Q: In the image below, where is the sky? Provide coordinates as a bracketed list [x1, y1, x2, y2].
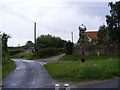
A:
[0, 0, 118, 46]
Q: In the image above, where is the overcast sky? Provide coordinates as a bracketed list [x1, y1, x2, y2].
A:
[0, 0, 118, 46]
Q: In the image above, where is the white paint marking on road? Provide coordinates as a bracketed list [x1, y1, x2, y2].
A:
[38, 62, 44, 65]
[22, 60, 34, 63]
[42, 62, 46, 65]
[38, 62, 46, 65]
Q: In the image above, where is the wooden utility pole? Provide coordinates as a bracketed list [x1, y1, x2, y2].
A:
[34, 22, 36, 52]
[71, 32, 73, 43]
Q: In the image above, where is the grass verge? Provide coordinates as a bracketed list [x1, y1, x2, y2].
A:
[2, 60, 16, 79]
[59, 54, 119, 61]
[11, 52, 33, 59]
[45, 55, 120, 82]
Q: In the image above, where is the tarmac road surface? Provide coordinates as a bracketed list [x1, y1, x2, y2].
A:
[3, 59, 55, 88]
[2, 56, 119, 89]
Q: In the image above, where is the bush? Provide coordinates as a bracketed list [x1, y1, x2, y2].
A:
[37, 48, 62, 58]
[64, 41, 73, 55]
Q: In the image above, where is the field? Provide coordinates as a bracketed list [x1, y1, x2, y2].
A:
[45, 54, 120, 82]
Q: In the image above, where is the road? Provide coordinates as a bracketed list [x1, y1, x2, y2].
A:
[2, 55, 119, 89]
[3, 59, 55, 88]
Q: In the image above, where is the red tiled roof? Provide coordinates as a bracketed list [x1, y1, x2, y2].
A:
[85, 31, 98, 39]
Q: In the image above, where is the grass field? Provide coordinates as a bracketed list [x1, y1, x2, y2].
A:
[45, 54, 120, 82]
[2, 60, 16, 79]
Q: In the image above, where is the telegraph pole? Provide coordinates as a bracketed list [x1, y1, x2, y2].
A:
[34, 22, 36, 52]
[71, 32, 73, 43]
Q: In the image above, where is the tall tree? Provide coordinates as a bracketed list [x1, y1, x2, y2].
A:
[2, 33, 10, 53]
[106, 1, 120, 42]
[98, 25, 108, 43]
[2, 33, 11, 63]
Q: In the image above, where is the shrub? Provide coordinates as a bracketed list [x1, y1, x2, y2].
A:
[37, 48, 62, 58]
[9, 50, 22, 56]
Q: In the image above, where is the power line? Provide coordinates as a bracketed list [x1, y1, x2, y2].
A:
[0, 5, 67, 33]
[0, 5, 34, 23]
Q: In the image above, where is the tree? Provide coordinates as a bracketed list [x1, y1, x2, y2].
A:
[98, 25, 108, 43]
[36, 34, 66, 50]
[106, 1, 120, 42]
[77, 34, 90, 44]
[2, 33, 10, 53]
[2, 33, 11, 63]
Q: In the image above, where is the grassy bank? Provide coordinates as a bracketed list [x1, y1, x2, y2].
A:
[0, 66, 2, 80]
[11, 52, 63, 60]
[2, 60, 16, 79]
[11, 52, 33, 59]
[45, 55, 120, 82]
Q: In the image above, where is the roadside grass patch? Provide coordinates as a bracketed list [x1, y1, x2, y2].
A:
[0, 66, 2, 80]
[59, 54, 119, 61]
[59, 55, 81, 61]
[11, 52, 33, 59]
[2, 60, 16, 79]
[45, 59, 119, 82]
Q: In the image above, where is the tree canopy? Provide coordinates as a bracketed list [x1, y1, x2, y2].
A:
[36, 34, 66, 49]
[98, 25, 108, 43]
[106, 1, 120, 42]
[98, 1, 120, 43]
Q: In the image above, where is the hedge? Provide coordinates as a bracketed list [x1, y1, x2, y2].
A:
[9, 50, 22, 56]
[37, 48, 63, 58]
[64, 41, 73, 55]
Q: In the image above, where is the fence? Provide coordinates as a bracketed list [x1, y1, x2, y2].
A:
[73, 44, 120, 55]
